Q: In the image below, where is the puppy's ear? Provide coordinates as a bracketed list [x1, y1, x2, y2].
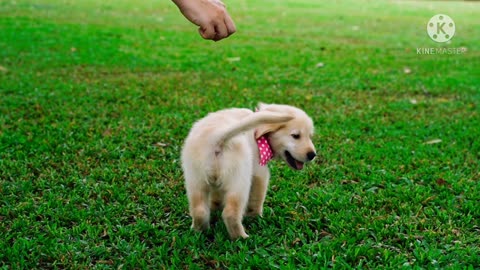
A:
[255, 122, 285, 139]
[255, 103, 291, 139]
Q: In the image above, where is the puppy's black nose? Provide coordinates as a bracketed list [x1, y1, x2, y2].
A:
[306, 151, 316, 161]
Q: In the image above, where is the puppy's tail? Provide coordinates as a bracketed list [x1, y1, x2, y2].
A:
[215, 111, 293, 145]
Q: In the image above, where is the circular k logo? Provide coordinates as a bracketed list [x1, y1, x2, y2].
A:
[427, 14, 455, 43]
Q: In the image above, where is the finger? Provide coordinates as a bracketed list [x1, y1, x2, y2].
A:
[213, 23, 229, 41]
[199, 25, 216, 40]
[224, 16, 236, 36]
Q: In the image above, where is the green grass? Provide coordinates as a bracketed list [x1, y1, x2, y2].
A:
[1, 0, 479, 268]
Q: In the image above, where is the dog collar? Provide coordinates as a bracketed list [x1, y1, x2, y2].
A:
[256, 135, 273, 166]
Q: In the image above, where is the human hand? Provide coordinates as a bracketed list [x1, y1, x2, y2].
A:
[173, 0, 236, 41]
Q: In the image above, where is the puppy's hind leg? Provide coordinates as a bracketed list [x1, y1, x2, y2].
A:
[222, 171, 251, 239]
[223, 191, 249, 239]
[186, 177, 211, 232]
[246, 169, 270, 217]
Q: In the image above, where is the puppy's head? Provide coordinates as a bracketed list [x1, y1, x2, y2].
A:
[254, 103, 316, 170]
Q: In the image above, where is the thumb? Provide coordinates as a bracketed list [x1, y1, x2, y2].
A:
[199, 25, 216, 40]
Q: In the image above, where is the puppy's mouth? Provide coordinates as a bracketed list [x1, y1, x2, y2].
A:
[285, 151, 304, 170]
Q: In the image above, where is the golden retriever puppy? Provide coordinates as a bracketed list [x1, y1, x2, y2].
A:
[181, 103, 316, 239]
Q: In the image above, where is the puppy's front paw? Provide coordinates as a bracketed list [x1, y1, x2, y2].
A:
[191, 219, 209, 231]
[230, 230, 249, 240]
[191, 207, 210, 231]
[245, 207, 263, 217]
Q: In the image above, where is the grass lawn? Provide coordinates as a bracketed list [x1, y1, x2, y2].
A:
[1, 0, 479, 268]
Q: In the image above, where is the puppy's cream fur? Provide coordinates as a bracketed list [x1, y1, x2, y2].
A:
[181, 103, 316, 239]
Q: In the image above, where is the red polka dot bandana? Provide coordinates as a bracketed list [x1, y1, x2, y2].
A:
[256, 135, 273, 166]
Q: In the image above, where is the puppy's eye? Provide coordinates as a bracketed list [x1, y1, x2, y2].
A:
[291, 134, 300, 140]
